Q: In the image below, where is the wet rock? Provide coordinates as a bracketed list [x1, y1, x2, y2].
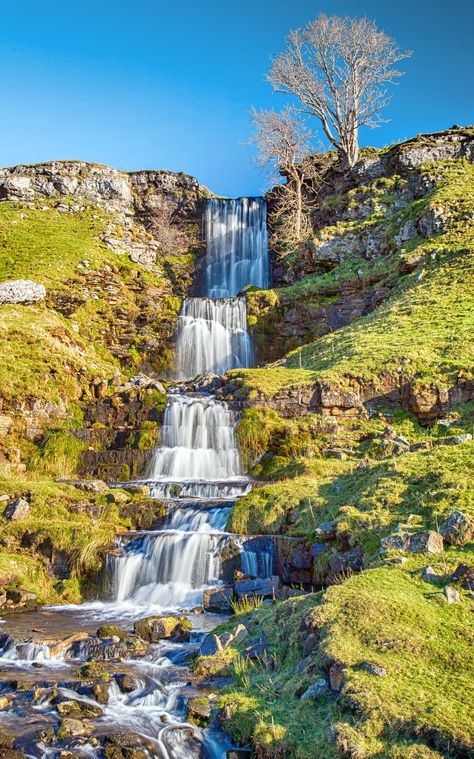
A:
[0, 733, 15, 749]
[115, 673, 143, 693]
[444, 586, 461, 604]
[96, 625, 129, 641]
[360, 661, 387, 677]
[450, 564, 474, 589]
[234, 575, 280, 599]
[3, 498, 30, 520]
[203, 586, 233, 612]
[133, 615, 192, 642]
[121, 484, 151, 497]
[187, 696, 212, 724]
[0, 279, 46, 304]
[50, 632, 89, 657]
[57, 717, 93, 739]
[300, 677, 329, 700]
[0, 696, 12, 710]
[72, 634, 147, 661]
[91, 682, 110, 704]
[439, 510, 474, 546]
[104, 731, 149, 758]
[76, 661, 111, 681]
[56, 699, 103, 719]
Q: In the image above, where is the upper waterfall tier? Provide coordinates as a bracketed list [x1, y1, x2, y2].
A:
[176, 297, 253, 379]
[204, 197, 269, 297]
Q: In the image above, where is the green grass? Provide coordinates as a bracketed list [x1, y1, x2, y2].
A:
[0, 477, 132, 601]
[231, 403, 474, 548]
[210, 564, 474, 758]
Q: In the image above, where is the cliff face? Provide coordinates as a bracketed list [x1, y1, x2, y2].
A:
[0, 160, 210, 269]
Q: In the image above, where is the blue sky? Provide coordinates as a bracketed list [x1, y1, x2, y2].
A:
[1, 0, 472, 196]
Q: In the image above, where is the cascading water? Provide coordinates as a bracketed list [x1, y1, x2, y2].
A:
[176, 297, 253, 379]
[204, 197, 269, 297]
[175, 198, 269, 380]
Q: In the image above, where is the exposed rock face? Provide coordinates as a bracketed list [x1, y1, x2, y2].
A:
[0, 280, 46, 304]
[0, 160, 209, 228]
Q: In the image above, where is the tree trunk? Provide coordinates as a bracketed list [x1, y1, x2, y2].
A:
[295, 177, 303, 241]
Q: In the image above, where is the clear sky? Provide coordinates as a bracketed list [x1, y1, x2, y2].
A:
[1, 0, 472, 197]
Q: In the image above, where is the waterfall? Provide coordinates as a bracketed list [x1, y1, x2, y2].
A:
[204, 197, 269, 297]
[108, 506, 233, 608]
[145, 394, 243, 488]
[176, 297, 253, 379]
[175, 197, 268, 380]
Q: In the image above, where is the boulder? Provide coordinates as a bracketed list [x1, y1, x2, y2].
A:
[187, 696, 212, 724]
[5, 588, 37, 605]
[115, 673, 143, 693]
[234, 576, 280, 599]
[57, 717, 93, 739]
[57, 478, 109, 493]
[203, 586, 233, 613]
[450, 564, 474, 589]
[133, 615, 192, 642]
[0, 279, 46, 305]
[314, 521, 337, 540]
[444, 586, 461, 604]
[91, 682, 110, 704]
[421, 566, 443, 584]
[3, 498, 30, 520]
[439, 511, 474, 546]
[311, 543, 330, 559]
[244, 635, 269, 659]
[407, 531, 444, 554]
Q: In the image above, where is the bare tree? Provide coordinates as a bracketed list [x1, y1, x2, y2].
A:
[268, 14, 412, 168]
[251, 105, 318, 251]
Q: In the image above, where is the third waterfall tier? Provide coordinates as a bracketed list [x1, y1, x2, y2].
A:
[176, 197, 269, 380]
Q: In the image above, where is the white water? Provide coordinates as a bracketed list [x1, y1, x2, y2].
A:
[176, 297, 253, 379]
[205, 197, 269, 297]
[175, 197, 269, 380]
[145, 394, 242, 488]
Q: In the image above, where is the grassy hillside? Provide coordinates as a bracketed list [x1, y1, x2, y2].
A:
[205, 565, 474, 758]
